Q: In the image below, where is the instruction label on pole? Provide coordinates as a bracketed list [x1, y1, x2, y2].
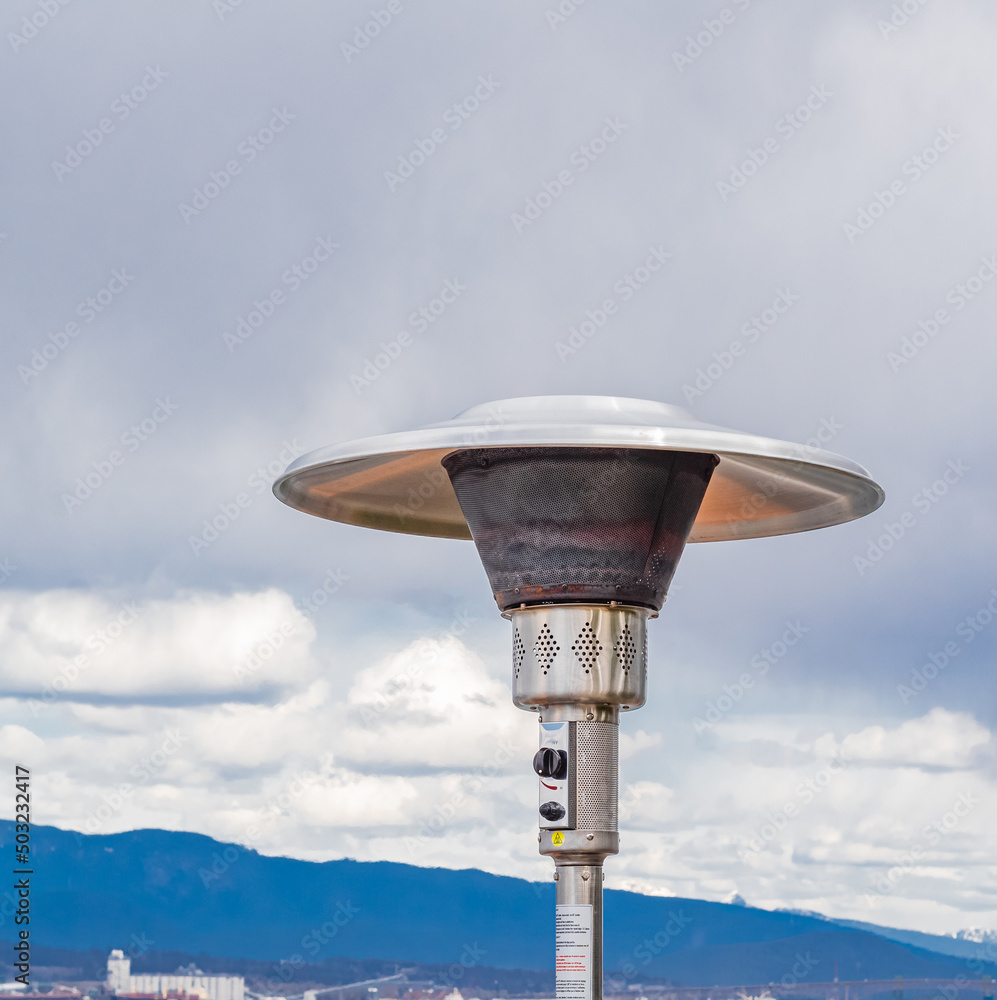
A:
[556, 904, 593, 1000]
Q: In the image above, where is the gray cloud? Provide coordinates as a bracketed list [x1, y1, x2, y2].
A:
[2, 0, 996, 934]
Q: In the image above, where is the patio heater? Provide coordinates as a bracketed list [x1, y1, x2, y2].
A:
[273, 395, 884, 1000]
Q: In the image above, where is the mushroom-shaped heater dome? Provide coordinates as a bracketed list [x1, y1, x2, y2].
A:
[274, 396, 884, 610]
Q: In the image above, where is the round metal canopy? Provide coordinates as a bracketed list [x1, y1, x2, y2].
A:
[273, 396, 884, 543]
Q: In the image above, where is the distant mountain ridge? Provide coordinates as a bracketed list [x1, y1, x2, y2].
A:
[775, 907, 997, 963]
[3, 820, 995, 988]
[826, 917, 997, 963]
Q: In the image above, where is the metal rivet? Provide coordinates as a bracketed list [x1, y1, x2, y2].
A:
[586, 712, 594, 720]
[553, 872, 559, 881]
[581, 871, 590, 881]
[602, 871, 606, 882]
[586, 834, 594, 841]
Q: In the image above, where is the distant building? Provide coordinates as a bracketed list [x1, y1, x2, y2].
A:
[107, 951, 244, 1000]
[0, 994, 80, 1000]
[0, 992, 80, 1000]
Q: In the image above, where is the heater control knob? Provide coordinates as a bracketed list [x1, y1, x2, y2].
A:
[539, 801, 565, 821]
[533, 748, 568, 780]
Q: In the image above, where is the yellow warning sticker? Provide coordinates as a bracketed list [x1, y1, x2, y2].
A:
[551, 831, 565, 846]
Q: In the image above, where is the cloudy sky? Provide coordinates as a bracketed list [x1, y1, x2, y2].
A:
[2, 0, 997, 940]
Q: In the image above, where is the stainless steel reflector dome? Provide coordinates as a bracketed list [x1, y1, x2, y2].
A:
[274, 395, 884, 543]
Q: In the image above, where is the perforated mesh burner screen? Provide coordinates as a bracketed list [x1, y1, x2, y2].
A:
[442, 447, 717, 610]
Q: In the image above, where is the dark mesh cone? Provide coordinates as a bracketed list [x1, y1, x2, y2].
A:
[442, 447, 718, 611]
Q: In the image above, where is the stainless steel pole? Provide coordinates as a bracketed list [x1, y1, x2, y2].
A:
[510, 604, 650, 1000]
[555, 864, 604, 1000]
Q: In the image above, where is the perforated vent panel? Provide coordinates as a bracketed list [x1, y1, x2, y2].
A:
[513, 628, 526, 679]
[534, 623, 559, 674]
[575, 721, 618, 831]
[442, 447, 717, 610]
[571, 622, 603, 674]
[613, 625, 637, 673]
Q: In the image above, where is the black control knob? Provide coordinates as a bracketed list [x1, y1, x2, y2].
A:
[539, 801, 566, 821]
[533, 748, 568, 780]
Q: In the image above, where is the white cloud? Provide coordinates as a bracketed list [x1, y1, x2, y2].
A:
[0, 589, 317, 705]
[11, 592, 997, 935]
[341, 635, 534, 769]
[612, 710, 997, 933]
[831, 708, 992, 768]
[620, 728, 662, 760]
